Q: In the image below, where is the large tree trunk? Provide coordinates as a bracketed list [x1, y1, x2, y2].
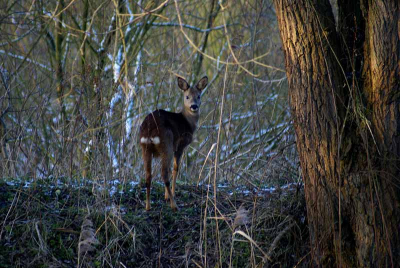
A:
[273, 0, 400, 266]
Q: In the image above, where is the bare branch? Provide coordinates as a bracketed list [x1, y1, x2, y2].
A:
[0, 50, 52, 71]
[146, 22, 230, 33]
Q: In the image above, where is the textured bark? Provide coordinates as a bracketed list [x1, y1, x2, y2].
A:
[273, 0, 400, 266]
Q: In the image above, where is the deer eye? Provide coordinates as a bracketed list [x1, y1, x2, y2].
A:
[197, 96, 200, 99]
[186, 96, 189, 100]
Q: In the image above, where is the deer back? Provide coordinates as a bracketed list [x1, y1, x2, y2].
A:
[139, 109, 195, 154]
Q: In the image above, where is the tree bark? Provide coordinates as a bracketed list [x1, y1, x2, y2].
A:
[273, 0, 400, 266]
[55, 0, 65, 121]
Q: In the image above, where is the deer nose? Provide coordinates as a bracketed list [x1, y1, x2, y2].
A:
[190, 105, 198, 111]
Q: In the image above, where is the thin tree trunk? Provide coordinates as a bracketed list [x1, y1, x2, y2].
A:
[55, 0, 65, 121]
[273, 0, 400, 266]
[192, 0, 220, 81]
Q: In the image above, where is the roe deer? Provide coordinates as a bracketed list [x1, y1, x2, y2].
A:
[139, 76, 208, 211]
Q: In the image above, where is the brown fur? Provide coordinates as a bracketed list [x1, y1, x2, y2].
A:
[139, 76, 208, 211]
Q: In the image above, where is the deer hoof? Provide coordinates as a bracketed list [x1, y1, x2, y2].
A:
[171, 201, 178, 212]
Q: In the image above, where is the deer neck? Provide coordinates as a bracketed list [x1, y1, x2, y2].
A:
[182, 108, 199, 132]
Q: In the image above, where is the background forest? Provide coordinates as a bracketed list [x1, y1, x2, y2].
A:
[0, 0, 306, 267]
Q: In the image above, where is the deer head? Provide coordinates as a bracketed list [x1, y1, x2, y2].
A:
[178, 76, 208, 114]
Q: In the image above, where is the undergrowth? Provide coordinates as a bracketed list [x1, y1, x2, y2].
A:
[0, 178, 308, 267]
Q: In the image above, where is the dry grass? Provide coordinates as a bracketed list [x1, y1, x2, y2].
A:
[0, 177, 308, 267]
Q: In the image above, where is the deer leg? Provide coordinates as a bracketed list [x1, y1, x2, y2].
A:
[161, 146, 178, 211]
[143, 149, 152, 211]
[164, 185, 169, 201]
[172, 152, 182, 197]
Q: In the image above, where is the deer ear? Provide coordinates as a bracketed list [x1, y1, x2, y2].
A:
[196, 76, 208, 91]
[177, 77, 189, 91]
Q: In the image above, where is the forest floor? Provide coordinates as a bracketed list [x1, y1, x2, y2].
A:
[0, 177, 309, 267]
